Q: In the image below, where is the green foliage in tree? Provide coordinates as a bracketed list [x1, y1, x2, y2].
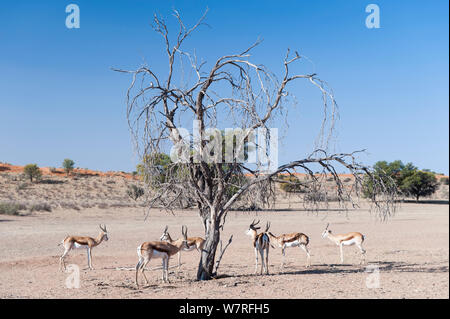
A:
[23, 164, 42, 183]
[137, 153, 173, 183]
[363, 160, 440, 201]
[400, 170, 439, 201]
[363, 161, 399, 198]
[62, 159, 75, 176]
[279, 175, 306, 193]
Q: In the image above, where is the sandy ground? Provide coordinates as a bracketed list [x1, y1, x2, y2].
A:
[0, 203, 448, 299]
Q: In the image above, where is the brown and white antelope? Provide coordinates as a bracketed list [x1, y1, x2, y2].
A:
[159, 225, 205, 268]
[245, 220, 271, 275]
[267, 224, 311, 268]
[321, 223, 366, 264]
[59, 224, 109, 271]
[135, 225, 189, 287]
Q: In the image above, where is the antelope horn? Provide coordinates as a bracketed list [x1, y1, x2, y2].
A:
[163, 225, 168, 233]
[265, 222, 271, 232]
[99, 224, 107, 232]
[325, 223, 329, 230]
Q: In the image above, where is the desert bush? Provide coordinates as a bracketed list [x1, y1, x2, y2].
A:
[343, 177, 352, 183]
[304, 191, 327, 202]
[62, 159, 75, 176]
[29, 202, 52, 212]
[61, 202, 80, 211]
[127, 184, 145, 201]
[80, 202, 93, 209]
[23, 164, 42, 182]
[16, 182, 29, 191]
[0, 202, 27, 215]
[440, 177, 449, 185]
[110, 202, 131, 208]
[278, 175, 306, 193]
[97, 203, 109, 209]
[400, 170, 439, 201]
[362, 160, 416, 198]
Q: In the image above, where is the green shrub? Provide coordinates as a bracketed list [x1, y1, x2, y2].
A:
[304, 191, 327, 202]
[440, 177, 449, 185]
[16, 182, 29, 191]
[400, 170, 439, 201]
[29, 203, 52, 212]
[127, 184, 145, 201]
[23, 164, 42, 182]
[362, 160, 415, 198]
[279, 175, 305, 193]
[0, 202, 27, 215]
[62, 159, 75, 176]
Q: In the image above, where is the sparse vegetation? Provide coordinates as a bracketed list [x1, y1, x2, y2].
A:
[29, 202, 52, 212]
[278, 175, 306, 193]
[62, 159, 75, 177]
[136, 153, 172, 183]
[0, 202, 27, 215]
[127, 184, 144, 201]
[16, 182, 29, 191]
[400, 170, 439, 202]
[23, 164, 42, 183]
[440, 177, 449, 185]
[363, 160, 441, 201]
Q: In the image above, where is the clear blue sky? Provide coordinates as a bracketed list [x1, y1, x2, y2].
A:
[0, 0, 448, 173]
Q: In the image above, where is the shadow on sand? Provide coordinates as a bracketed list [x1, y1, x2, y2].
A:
[214, 261, 448, 279]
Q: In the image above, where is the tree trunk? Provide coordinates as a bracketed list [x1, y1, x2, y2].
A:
[197, 207, 220, 280]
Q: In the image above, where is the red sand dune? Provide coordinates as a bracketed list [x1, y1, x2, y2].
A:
[1, 163, 447, 180]
[0, 163, 137, 180]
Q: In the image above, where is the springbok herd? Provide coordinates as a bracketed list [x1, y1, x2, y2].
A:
[59, 221, 366, 287]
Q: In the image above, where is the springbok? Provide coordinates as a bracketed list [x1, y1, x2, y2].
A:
[160, 225, 205, 268]
[267, 223, 311, 268]
[59, 224, 109, 271]
[321, 223, 366, 264]
[135, 225, 189, 287]
[245, 220, 271, 275]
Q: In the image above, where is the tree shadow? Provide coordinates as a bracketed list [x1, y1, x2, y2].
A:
[39, 179, 65, 184]
[214, 261, 449, 279]
[278, 261, 449, 276]
[401, 199, 449, 205]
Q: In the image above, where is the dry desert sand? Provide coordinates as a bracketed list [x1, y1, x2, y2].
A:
[0, 202, 448, 299]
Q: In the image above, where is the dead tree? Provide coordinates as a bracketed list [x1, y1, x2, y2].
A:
[114, 9, 397, 280]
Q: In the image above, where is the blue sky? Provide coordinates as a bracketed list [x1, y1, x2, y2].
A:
[0, 0, 448, 173]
